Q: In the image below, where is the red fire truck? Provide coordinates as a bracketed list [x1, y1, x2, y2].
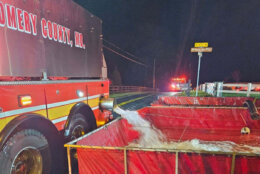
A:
[0, 0, 113, 173]
[169, 76, 189, 91]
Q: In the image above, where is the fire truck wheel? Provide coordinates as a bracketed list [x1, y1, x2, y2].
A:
[0, 129, 51, 174]
[67, 113, 95, 173]
[69, 113, 94, 141]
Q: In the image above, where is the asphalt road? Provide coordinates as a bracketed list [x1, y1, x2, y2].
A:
[113, 91, 179, 112]
[111, 93, 155, 118]
[117, 93, 157, 109]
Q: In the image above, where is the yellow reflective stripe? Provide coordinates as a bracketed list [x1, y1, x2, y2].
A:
[0, 94, 103, 118]
[48, 103, 74, 120]
[86, 97, 100, 108]
[0, 109, 47, 132]
[0, 97, 101, 133]
[0, 115, 18, 132]
[33, 109, 48, 118]
[48, 98, 99, 120]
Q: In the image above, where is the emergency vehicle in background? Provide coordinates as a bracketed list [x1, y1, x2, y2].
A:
[0, 0, 113, 173]
[169, 76, 189, 91]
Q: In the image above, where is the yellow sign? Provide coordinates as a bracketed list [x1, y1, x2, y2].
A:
[194, 42, 208, 48]
[191, 47, 213, 53]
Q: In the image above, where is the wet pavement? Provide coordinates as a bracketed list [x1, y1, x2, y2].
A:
[113, 92, 179, 110]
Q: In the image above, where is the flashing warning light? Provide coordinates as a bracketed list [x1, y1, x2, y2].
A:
[172, 77, 187, 83]
[18, 95, 32, 106]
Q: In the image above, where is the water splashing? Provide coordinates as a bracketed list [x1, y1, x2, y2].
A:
[114, 107, 166, 147]
[114, 107, 260, 154]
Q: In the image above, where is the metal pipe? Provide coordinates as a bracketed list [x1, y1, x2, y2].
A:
[64, 144, 260, 157]
[124, 148, 128, 174]
[175, 151, 178, 174]
[67, 147, 72, 174]
[231, 153, 236, 174]
[149, 105, 247, 109]
[100, 97, 116, 111]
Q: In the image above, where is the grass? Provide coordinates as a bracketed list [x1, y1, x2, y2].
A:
[177, 90, 213, 97]
[177, 90, 260, 99]
[109, 92, 150, 98]
[222, 93, 260, 99]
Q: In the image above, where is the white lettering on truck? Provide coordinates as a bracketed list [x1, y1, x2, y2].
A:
[0, 1, 85, 49]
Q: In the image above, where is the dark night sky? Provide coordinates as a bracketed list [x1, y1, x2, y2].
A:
[75, 0, 260, 90]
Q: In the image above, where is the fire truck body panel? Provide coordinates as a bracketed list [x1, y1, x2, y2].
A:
[0, 79, 109, 132]
[0, 0, 111, 172]
[0, 0, 102, 77]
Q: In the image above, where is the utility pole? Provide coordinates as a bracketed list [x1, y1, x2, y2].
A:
[153, 58, 156, 89]
[195, 52, 202, 96]
[191, 42, 213, 97]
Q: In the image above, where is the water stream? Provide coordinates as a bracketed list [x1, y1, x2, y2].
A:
[114, 107, 260, 154]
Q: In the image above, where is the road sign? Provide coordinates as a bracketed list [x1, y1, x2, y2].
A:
[194, 42, 208, 48]
[191, 47, 213, 53]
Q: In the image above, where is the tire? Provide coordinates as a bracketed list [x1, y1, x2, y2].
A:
[66, 113, 97, 173]
[67, 113, 97, 141]
[0, 129, 51, 174]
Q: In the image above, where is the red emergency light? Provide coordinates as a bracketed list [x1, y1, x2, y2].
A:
[172, 77, 187, 83]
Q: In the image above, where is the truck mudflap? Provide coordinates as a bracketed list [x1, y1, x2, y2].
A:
[65, 106, 260, 174]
